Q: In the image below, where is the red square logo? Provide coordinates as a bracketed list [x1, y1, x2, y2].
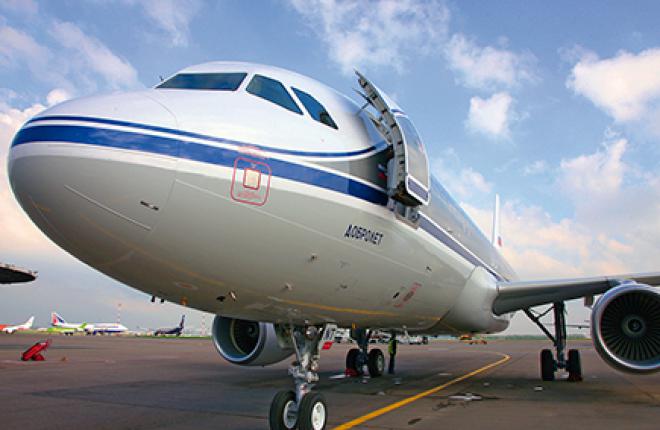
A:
[231, 156, 271, 206]
[242, 168, 261, 190]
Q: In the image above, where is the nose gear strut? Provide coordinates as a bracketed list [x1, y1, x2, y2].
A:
[269, 325, 328, 430]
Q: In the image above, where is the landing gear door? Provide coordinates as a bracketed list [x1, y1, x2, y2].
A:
[356, 71, 430, 207]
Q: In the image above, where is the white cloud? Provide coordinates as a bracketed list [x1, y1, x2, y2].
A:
[466, 92, 513, 138]
[465, 199, 635, 282]
[432, 154, 492, 200]
[0, 21, 141, 94]
[46, 88, 72, 106]
[445, 33, 536, 90]
[567, 47, 660, 122]
[288, 0, 450, 75]
[49, 21, 140, 90]
[559, 138, 626, 198]
[133, 0, 202, 47]
[0, 24, 57, 83]
[558, 139, 660, 262]
[463, 136, 660, 282]
[523, 160, 548, 175]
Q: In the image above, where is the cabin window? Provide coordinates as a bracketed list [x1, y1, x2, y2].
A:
[246, 75, 302, 114]
[157, 73, 247, 90]
[292, 88, 338, 129]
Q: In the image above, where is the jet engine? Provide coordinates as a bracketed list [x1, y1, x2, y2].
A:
[211, 316, 294, 366]
[591, 284, 660, 373]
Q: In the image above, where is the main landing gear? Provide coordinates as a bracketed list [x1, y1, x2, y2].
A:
[270, 325, 328, 430]
[525, 302, 583, 382]
[345, 328, 385, 377]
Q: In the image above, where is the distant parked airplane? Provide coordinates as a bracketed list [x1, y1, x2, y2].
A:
[51, 312, 127, 335]
[154, 315, 185, 336]
[0, 316, 34, 334]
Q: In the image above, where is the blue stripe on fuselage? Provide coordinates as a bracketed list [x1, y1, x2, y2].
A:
[11, 124, 388, 206]
[25, 115, 389, 158]
[12, 123, 502, 280]
[418, 215, 497, 278]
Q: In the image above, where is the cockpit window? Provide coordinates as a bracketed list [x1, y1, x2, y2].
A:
[246, 75, 302, 114]
[292, 88, 338, 129]
[157, 73, 247, 90]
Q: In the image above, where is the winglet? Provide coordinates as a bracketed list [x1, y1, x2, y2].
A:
[491, 194, 502, 249]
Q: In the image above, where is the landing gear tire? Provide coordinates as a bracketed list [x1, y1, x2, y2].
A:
[367, 349, 385, 377]
[298, 392, 327, 430]
[541, 349, 555, 381]
[567, 349, 582, 382]
[269, 390, 297, 430]
[346, 348, 360, 372]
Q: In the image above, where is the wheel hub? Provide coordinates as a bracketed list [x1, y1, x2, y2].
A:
[311, 402, 326, 430]
[283, 400, 297, 428]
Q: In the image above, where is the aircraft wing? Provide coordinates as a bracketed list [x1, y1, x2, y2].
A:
[493, 272, 660, 315]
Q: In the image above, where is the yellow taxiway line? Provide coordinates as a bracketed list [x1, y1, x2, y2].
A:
[334, 352, 511, 430]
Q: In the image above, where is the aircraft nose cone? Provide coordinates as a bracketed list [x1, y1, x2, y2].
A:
[8, 91, 179, 265]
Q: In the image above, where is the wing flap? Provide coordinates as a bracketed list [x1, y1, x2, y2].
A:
[493, 272, 660, 315]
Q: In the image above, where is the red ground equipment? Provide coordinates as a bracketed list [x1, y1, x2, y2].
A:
[344, 367, 359, 378]
[21, 339, 51, 361]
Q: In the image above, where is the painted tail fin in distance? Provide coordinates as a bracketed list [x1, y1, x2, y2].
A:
[51, 312, 65, 326]
[491, 194, 503, 249]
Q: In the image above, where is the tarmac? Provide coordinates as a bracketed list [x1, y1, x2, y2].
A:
[0, 334, 658, 429]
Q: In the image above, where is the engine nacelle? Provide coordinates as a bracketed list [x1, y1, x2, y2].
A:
[591, 284, 660, 373]
[211, 316, 294, 366]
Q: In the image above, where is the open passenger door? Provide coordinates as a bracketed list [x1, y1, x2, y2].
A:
[356, 71, 430, 217]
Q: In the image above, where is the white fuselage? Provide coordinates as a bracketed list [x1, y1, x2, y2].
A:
[52, 313, 127, 333]
[87, 323, 128, 334]
[2, 317, 34, 334]
[8, 62, 515, 335]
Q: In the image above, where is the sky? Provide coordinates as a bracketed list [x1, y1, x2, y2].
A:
[1, 0, 660, 334]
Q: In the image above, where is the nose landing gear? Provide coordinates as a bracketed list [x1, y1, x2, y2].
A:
[269, 325, 328, 430]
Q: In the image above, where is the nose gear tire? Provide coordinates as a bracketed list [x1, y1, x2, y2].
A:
[298, 392, 327, 430]
[269, 390, 297, 430]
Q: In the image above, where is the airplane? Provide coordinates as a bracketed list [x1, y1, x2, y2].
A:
[51, 312, 87, 332]
[0, 316, 34, 334]
[7, 61, 659, 430]
[154, 315, 185, 336]
[51, 312, 127, 335]
[87, 322, 129, 335]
